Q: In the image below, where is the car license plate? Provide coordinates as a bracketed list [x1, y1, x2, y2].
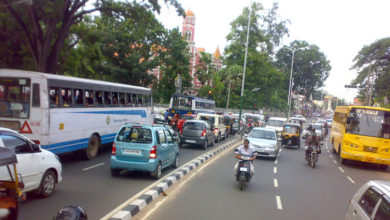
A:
[240, 167, 248, 172]
[123, 149, 141, 155]
[257, 148, 265, 152]
[186, 140, 196, 143]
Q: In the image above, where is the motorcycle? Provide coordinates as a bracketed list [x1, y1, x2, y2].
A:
[235, 155, 253, 191]
[305, 145, 319, 168]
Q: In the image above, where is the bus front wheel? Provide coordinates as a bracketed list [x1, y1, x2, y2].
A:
[85, 134, 100, 160]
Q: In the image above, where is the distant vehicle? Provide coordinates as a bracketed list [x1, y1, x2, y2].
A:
[196, 113, 228, 143]
[176, 114, 197, 132]
[293, 115, 306, 122]
[346, 180, 390, 220]
[168, 94, 215, 117]
[265, 117, 287, 137]
[110, 124, 179, 179]
[247, 127, 279, 160]
[0, 127, 62, 197]
[0, 69, 153, 160]
[153, 113, 168, 125]
[303, 123, 324, 140]
[331, 106, 390, 167]
[326, 118, 333, 127]
[179, 120, 214, 149]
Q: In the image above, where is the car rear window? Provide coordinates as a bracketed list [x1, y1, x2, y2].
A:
[183, 115, 195, 120]
[116, 127, 152, 143]
[359, 187, 382, 217]
[375, 196, 390, 220]
[184, 122, 203, 130]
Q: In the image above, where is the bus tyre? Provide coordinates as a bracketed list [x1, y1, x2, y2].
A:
[37, 170, 57, 197]
[340, 157, 348, 165]
[85, 134, 100, 160]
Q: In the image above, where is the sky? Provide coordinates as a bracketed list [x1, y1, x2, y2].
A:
[155, 0, 390, 103]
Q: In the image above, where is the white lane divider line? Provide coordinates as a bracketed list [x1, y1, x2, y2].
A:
[330, 155, 333, 158]
[333, 160, 337, 164]
[274, 167, 277, 174]
[274, 159, 278, 164]
[327, 150, 330, 153]
[338, 167, 345, 173]
[347, 176, 356, 184]
[82, 162, 105, 171]
[274, 179, 278, 188]
[276, 196, 283, 210]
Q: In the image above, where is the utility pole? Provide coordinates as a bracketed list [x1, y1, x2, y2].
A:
[226, 80, 232, 109]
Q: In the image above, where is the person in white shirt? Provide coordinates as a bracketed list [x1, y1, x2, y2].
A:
[234, 139, 257, 175]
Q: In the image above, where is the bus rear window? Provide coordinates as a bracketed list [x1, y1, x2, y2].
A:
[0, 77, 30, 119]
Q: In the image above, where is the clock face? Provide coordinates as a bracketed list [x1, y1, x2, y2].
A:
[187, 18, 191, 23]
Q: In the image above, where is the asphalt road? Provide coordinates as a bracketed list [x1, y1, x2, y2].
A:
[19, 135, 236, 220]
[141, 136, 390, 220]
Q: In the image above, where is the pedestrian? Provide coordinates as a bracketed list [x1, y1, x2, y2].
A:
[164, 110, 169, 120]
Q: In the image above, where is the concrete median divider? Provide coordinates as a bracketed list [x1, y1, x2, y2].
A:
[105, 137, 242, 220]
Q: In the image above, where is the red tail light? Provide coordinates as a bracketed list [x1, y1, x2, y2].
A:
[201, 129, 206, 137]
[112, 143, 116, 155]
[32, 140, 40, 144]
[149, 145, 157, 159]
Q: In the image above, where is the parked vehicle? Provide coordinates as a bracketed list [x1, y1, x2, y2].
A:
[196, 113, 228, 143]
[265, 117, 287, 137]
[176, 114, 197, 132]
[247, 128, 279, 160]
[179, 120, 214, 149]
[346, 180, 390, 220]
[0, 127, 62, 198]
[110, 124, 179, 179]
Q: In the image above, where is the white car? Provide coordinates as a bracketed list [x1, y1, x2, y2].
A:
[346, 180, 390, 220]
[0, 127, 62, 197]
[266, 117, 287, 137]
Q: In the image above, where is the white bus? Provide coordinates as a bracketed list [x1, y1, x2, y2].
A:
[0, 69, 153, 159]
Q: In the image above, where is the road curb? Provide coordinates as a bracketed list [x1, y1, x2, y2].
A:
[108, 137, 242, 220]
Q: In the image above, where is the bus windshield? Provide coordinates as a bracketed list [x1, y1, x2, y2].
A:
[346, 108, 390, 139]
[172, 96, 192, 110]
[0, 78, 30, 119]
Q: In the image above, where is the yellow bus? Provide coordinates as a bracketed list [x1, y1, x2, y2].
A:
[331, 106, 390, 168]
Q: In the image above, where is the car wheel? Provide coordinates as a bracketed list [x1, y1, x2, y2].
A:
[151, 162, 162, 179]
[37, 170, 57, 197]
[203, 140, 208, 150]
[172, 155, 179, 168]
[111, 168, 121, 177]
[84, 134, 100, 160]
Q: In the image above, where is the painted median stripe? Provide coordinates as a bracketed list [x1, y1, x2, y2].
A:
[338, 167, 345, 173]
[274, 179, 278, 188]
[274, 167, 277, 173]
[347, 176, 356, 184]
[276, 196, 283, 210]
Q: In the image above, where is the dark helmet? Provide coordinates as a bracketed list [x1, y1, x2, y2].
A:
[307, 124, 314, 131]
[54, 206, 87, 220]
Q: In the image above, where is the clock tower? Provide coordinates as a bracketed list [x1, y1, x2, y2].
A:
[182, 9, 195, 48]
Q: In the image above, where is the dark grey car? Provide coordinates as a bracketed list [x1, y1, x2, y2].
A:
[179, 120, 215, 150]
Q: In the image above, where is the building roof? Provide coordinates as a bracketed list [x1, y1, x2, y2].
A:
[185, 9, 195, 17]
[213, 46, 221, 58]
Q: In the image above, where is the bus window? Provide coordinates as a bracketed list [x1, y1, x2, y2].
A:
[119, 93, 125, 106]
[32, 83, 40, 107]
[49, 87, 59, 108]
[146, 95, 151, 107]
[138, 94, 142, 107]
[125, 93, 132, 106]
[74, 89, 84, 106]
[112, 92, 118, 105]
[95, 91, 103, 106]
[85, 90, 94, 107]
[104, 91, 111, 105]
[142, 94, 146, 107]
[132, 94, 137, 106]
[60, 88, 72, 107]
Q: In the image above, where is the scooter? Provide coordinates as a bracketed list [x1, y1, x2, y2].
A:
[305, 145, 319, 168]
[235, 155, 253, 191]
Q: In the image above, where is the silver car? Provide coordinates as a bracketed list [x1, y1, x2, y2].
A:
[247, 127, 279, 160]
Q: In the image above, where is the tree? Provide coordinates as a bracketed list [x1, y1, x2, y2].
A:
[275, 40, 331, 99]
[350, 37, 390, 105]
[0, 0, 184, 73]
[195, 51, 218, 86]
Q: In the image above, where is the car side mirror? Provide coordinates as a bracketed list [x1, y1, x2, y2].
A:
[32, 143, 41, 152]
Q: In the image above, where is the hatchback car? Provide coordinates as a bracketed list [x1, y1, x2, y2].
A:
[153, 113, 168, 125]
[0, 127, 62, 197]
[179, 120, 214, 150]
[247, 127, 279, 159]
[346, 180, 390, 220]
[110, 124, 179, 179]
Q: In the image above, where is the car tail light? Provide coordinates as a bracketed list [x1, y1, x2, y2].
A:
[112, 143, 116, 155]
[149, 145, 157, 159]
[201, 129, 206, 137]
[32, 140, 40, 144]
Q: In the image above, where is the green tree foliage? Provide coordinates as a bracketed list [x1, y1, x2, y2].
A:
[195, 51, 218, 86]
[0, 0, 184, 73]
[275, 40, 331, 99]
[351, 37, 390, 106]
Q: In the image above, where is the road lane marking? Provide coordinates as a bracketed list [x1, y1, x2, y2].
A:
[338, 167, 345, 173]
[333, 160, 337, 164]
[276, 196, 283, 210]
[274, 167, 277, 173]
[330, 155, 333, 158]
[82, 162, 105, 171]
[274, 179, 278, 188]
[274, 159, 278, 164]
[327, 150, 330, 153]
[347, 176, 356, 184]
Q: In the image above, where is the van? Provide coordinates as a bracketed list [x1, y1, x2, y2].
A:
[196, 113, 228, 143]
[266, 117, 287, 137]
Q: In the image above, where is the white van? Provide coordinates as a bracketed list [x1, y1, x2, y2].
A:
[265, 117, 287, 137]
[196, 113, 228, 143]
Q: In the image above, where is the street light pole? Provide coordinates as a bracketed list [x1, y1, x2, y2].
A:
[238, 0, 252, 134]
[287, 47, 302, 120]
[226, 79, 232, 109]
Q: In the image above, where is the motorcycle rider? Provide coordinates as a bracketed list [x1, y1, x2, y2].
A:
[234, 139, 257, 176]
[305, 125, 321, 156]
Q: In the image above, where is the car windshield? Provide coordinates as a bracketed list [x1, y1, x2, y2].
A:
[183, 122, 203, 130]
[346, 108, 390, 139]
[250, 130, 276, 140]
[116, 127, 153, 143]
[267, 120, 284, 127]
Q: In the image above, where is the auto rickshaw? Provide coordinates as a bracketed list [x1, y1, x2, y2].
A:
[281, 123, 301, 148]
[0, 148, 25, 220]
